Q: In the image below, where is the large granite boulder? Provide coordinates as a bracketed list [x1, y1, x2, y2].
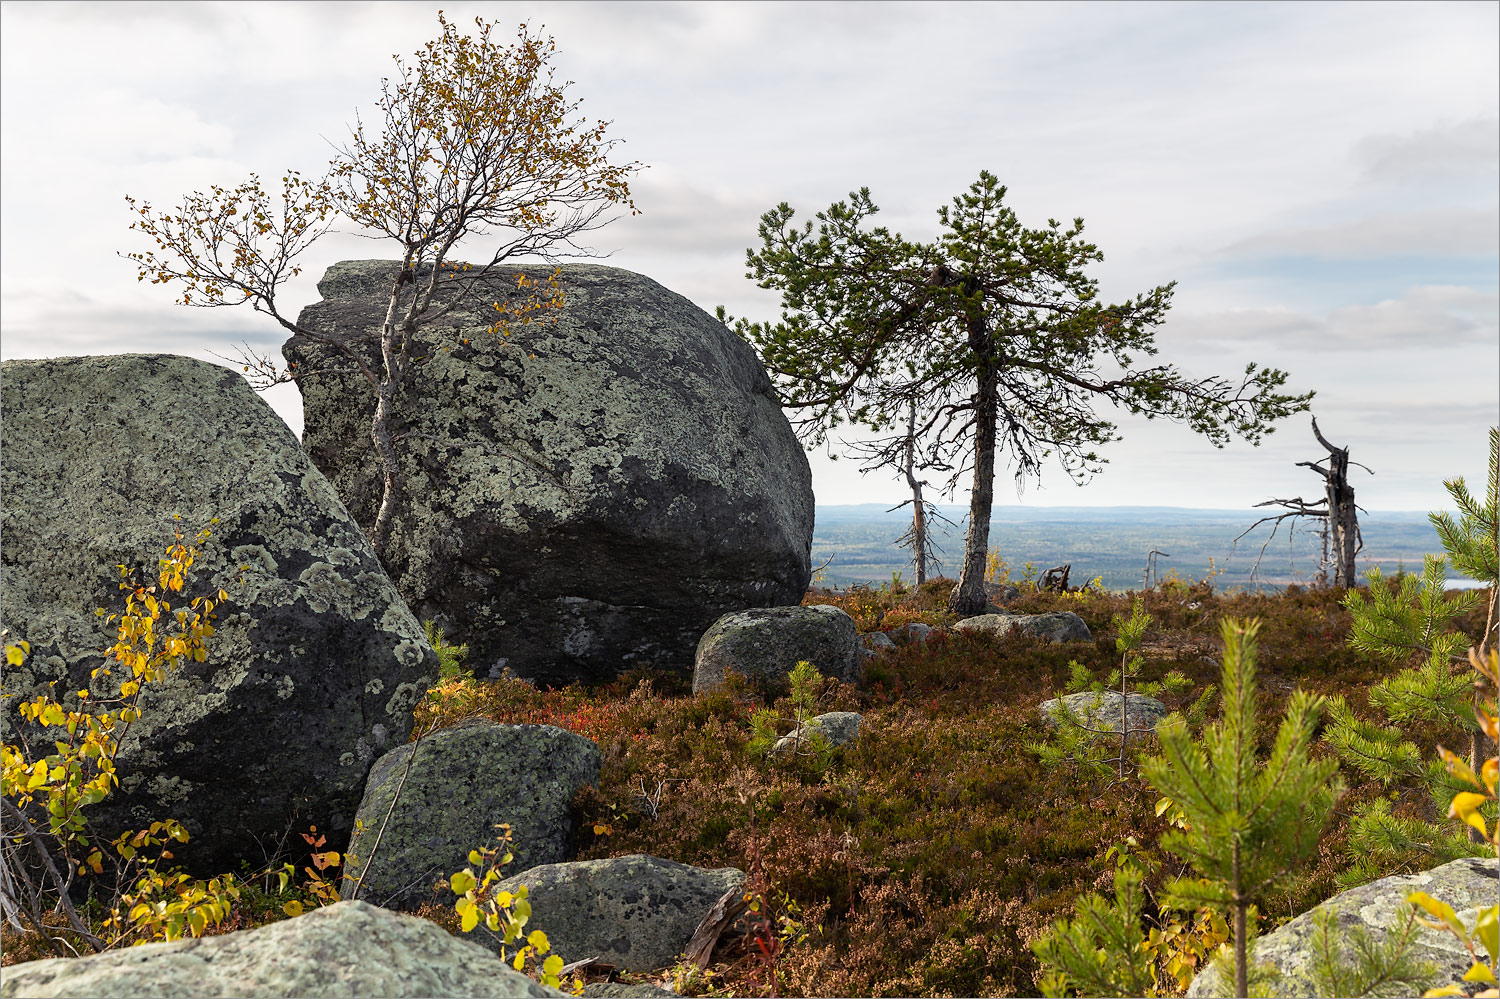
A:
[342, 720, 601, 909]
[1187, 856, 1498, 997]
[0, 355, 436, 872]
[693, 604, 860, 694]
[0, 899, 565, 998]
[952, 611, 1093, 643]
[492, 854, 745, 973]
[284, 261, 814, 687]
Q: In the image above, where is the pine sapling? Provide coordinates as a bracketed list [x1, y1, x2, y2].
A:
[1141, 617, 1344, 999]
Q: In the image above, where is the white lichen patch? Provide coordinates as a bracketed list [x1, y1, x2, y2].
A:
[145, 774, 194, 807]
[277, 675, 295, 700]
[340, 752, 356, 767]
[385, 680, 426, 719]
[296, 562, 366, 617]
[392, 638, 425, 668]
[365, 678, 385, 695]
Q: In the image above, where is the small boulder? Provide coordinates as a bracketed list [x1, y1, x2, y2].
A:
[773, 711, 863, 755]
[0, 899, 565, 998]
[886, 622, 935, 643]
[1039, 691, 1168, 737]
[693, 605, 859, 694]
[861, 632, 896, 656]
[1187, 856, 1499, 998]
[952, 611, 1092, 643]
[983, 582, 1023, 605]
[342, 720, 600, 910]
[491, 854, 745, 973]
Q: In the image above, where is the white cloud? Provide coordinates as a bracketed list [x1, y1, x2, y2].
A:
[1219, 208, 1499, 260]
[1355, 117, 1500, 184]
[1165, 285, 1498, 351]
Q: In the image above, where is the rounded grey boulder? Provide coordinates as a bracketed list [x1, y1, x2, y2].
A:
[1039, 691, 1168, 737]
[492, 854, 745, 973]
[285, 261, 814, 687]
[342, 720, 600, 910]
[0, 899, 565, 998]
[773, 711, 863, 755]
[693, 604, 860, 694]
[0, 355, 436, 873]
[952, 611, 1093, 643]
[1187, 856, 1499, 997]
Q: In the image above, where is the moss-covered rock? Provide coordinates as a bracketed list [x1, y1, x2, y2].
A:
[692, 604, 859, 694]
[491, 854, 744, 973]
[341, 720, 600, 910]
[1187, 856, 1499, 998]
[285, 261, 814, 687]
[0, 354, 435, 873]
[0, 899, 564, 998]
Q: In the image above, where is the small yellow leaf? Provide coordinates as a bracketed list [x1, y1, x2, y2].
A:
[527, 928, 549, 952]
[282, 900, 304, 917]
[1449, 792, 1491, 838]
[1462, 962, 1498, 985]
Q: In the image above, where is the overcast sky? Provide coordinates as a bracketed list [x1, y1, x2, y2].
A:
[2, 1, 1496, 511]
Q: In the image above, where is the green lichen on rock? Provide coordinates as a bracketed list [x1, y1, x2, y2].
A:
[0, 354, 436, 872]
[491, 853, 745, 973]
[286, 261, 814, 686]
[693, 604, 860, 694]
[1187, 856, 1499, 998]
[0, 899, 565, 998]
[342, 720, 601, 909]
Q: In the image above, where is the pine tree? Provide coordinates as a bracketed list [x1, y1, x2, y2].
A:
[1327, 428, 1499, 864]
[1141, 618, 1344, 999]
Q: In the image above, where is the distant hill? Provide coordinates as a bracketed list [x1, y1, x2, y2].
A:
[812, 504, 1478, 592]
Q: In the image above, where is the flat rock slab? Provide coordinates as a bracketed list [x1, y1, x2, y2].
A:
[343, 720, 600, 909]
[0, 355, 435, 872]
[493, 854, 745, 973]
[0, 899, 564, 998]
[581, 985, 679, 998]
[694, 604, 859, 693]
[1187, 856, 1499, 997]
[1039, 691, 1168, 736]
[286, 261, 813, 687]
[952, 611, 1093, 643]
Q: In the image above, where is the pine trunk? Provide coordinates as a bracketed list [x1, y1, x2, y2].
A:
[949, 314, 998, 616]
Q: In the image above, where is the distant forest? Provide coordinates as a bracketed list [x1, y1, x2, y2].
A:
[812, 504, 1479, 592]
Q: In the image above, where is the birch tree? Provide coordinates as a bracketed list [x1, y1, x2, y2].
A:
[122, 13, 640, 556]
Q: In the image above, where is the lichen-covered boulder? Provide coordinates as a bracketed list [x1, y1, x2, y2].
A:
[693, 604, 859, 694]
[0, 355, 435, 872]
[1187, 856, 1498, 997]
[492, 854, 745, 973]
[773, 711, 863, 755]
[342, 720, 600, 909]
[0, 899, 565, 998]
[1039, 691, 1168, 737]
[285, 261, 814, 687]
[952, 611, 1093, 643]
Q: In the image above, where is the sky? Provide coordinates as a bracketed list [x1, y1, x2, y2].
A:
[1, 1, 1496, 511]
